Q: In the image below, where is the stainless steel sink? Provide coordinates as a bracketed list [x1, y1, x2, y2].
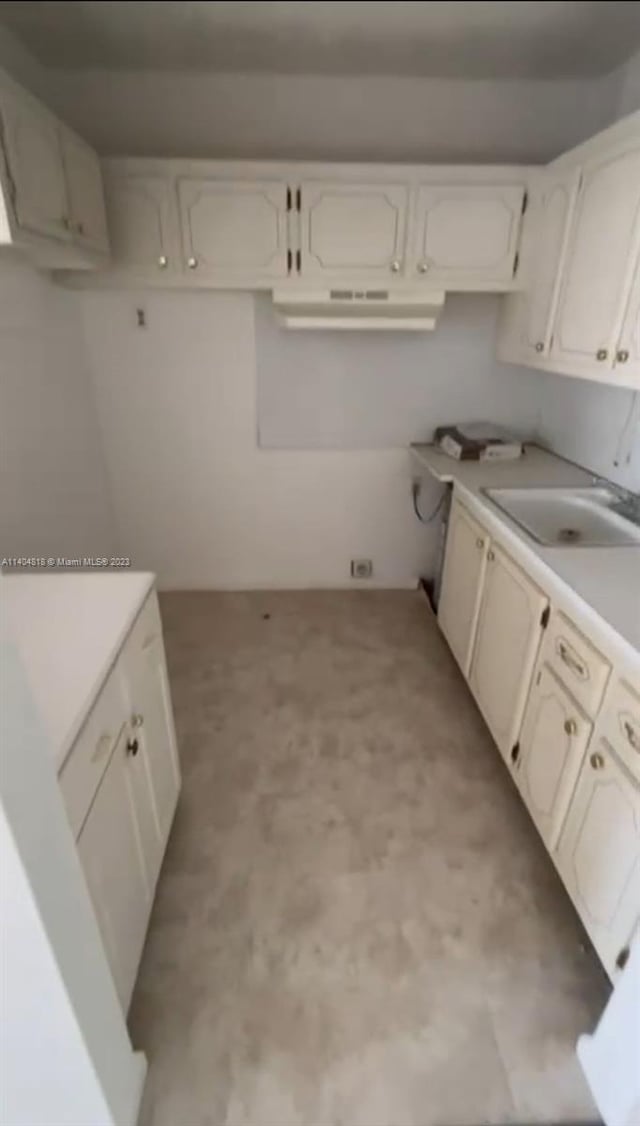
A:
[483, 486, 640, 547]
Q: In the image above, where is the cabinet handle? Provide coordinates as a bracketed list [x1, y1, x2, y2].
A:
[557, 640, 586, 680]
[126, 737, 139, 757]
[390, 260, 401, 273]
[623, 719, 639, 753]
[131, 713, 144, 728]
[535, 342, 544, 353]
[487, 549, 495, 561]
[564, 718, 578, 736]
[158, 255, 168, 269]
[596, 348, 608, 361]
[590, 751, 605, 771]
[616, 350, 629, 363]
[187, 256, 198, 270]
[417, 262, 429, 274]
[476, 537, 485, 549]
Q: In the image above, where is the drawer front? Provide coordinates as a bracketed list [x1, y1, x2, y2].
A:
[125, 590, 162, 664]
[600, 678, 640, 784]
[59, 661, 128, 838]
[541, 610, 610, 716]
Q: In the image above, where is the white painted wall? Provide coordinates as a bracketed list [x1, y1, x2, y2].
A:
[45, 69, 617, 163]
[535, 373, 640, 493]
[0, 257, 116, 560]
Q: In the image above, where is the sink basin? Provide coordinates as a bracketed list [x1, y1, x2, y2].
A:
[483, 486, 640, 547]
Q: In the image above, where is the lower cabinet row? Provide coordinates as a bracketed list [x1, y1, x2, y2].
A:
[59, 590, 181, 1010]
[438, 496, 640, 979]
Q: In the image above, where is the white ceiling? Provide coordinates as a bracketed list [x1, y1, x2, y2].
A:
[0, 1, 639, 79]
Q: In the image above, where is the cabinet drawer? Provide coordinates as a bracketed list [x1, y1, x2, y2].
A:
[600, 679, 640, 784]
[541, 610, 610, 716]
[59, 662, 128, 838]
[125, 590, 162, 664]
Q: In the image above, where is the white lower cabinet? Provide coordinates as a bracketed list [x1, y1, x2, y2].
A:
[515, 665, 592, 849]
[76, 726, 151, 1011]
[555, 737, 640, 978]
[437, 499, 488, 676]
[469, 542, 548, 761]
[61, 588, 180, 1011]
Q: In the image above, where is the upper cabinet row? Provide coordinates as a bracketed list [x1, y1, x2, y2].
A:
[498, 116, 640, 389]
[103, 162, 528, 290]
[0, 69, 109, 266]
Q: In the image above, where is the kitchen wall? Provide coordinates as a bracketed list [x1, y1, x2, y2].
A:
[44, 69, 617, 164]
[0, 258, 116, 561]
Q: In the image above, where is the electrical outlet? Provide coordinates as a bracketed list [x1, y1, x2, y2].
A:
[350, 558, 373, 579]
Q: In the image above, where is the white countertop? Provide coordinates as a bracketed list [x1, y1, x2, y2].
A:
[411, 444, 640, 662]
[2, 572, 154, 769]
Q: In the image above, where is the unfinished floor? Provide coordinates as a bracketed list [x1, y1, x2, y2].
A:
[130, 591, 607, 1126]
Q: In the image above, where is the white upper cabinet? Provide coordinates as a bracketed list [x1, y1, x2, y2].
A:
[438, 499, 488, 677]
[177, 177, 289, 280]
[0, 84, 69, 241]
[516, 665, 592, 850]
[61, 129, 109, 253]
[299, 180, 409, 280]
[469, 544, 548, 761]
[0, 67, 109, 265]
[615, 256, 640, 383]
[410, 182, 525, 288]
[550, 137, 640, 377]
[105, 172, 179, 275]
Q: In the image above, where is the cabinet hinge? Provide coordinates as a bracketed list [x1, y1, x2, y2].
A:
[521, 190, 528, 216]
[510, 742, 520, 764]
[296, 187, 301, 211]
[296, 249, 301, 273]
[540, 605, 550, 630]
[287, 249, 292, 274]
[286, 187, 292, 211]
[512, 251, 520, 277]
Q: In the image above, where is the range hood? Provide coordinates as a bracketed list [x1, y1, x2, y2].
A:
[272, 288, 446, 331]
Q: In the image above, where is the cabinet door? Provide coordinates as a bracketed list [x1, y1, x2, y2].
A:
[76, 730, 150, 1011]
[299, 181, 409, 280]
[551, 141, 640, 374]
[105, 173, 179, 276]
[613, 255, 640, 386]
[125, 626, 180, 868]
[556, 738, 640, 979]
[0, 87, 68, 240]
[61, 130, 109, 253]
[520, 168, 580, 359]
[469, 544, 548, 761]
[410, 183, 524, 286]
[177, 177, 289, 280]
[437, 499, 488, 677]
[516, 665, 592, 849]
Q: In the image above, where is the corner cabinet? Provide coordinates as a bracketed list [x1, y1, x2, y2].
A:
[0, 66, 109, 266]
[469, 543, 547, 761]
[437, 498, 488, 676]
[58, 588, 180, 1011]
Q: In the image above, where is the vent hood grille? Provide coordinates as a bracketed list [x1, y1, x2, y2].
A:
[272, 288, 446, 331]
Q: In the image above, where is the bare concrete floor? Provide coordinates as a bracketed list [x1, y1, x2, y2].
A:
[130, 591, 607, 1126]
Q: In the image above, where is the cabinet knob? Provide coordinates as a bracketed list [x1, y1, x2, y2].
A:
[476, 537, 485, 550]
[417, 262, 429, 274]
[487, 549, 495, 562]
[590, 751, 605, 771]
[616, 350, 629, 363]
[131, 713, 144, 728]
[596, 348, 608, 361]
[564, 718, 578, 736]
[158, 255, 168, 269]
[126, 737, 139, 757]
[390, 260, 401, 273]
[187, 256, 198, 270]
[535, 341, 544, 353]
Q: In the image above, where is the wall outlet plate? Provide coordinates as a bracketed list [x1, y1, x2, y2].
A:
[350, 558, 373, 579]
